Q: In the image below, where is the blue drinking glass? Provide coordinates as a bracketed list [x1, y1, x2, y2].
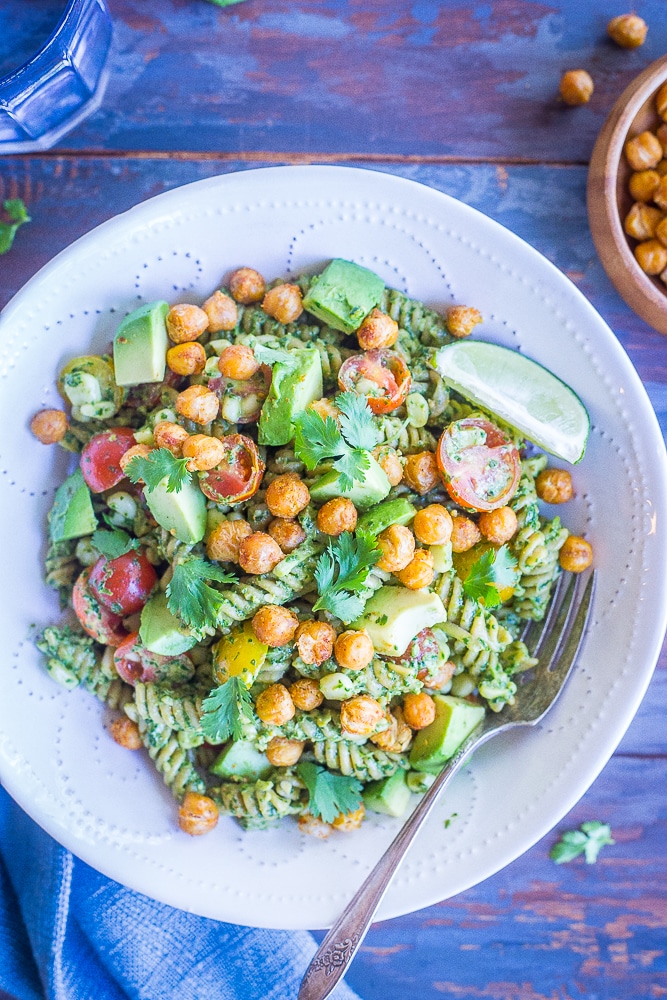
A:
[0, 0, 112, 153]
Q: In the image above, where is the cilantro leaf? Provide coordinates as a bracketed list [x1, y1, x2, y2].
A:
[91, 528, 140, 559]
[462, 545, 519, 608]
[550, 822, 614, 864]
[125, 448, 191, 493]
[166, 559, 237, 630]
[335, 392, 380, 452]
[333, 448, 371, 492]
[200, 677, 255, 743]
[297, 761, 363, 823]
[253, 343, 300, 372]
[313, 531, 381, 623]
[0, 198, 31, 255]
[294, 409, 344, 470]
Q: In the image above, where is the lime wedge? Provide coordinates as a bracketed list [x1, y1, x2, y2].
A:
[431, 341, 589, 464]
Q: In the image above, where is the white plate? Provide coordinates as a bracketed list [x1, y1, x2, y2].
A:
[1, 165, 666, 930]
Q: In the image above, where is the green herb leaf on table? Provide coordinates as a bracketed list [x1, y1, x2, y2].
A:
[335, 392, 380, 452]
[550, 821, 615, 864]
[91, 528, 140, 559]
[297, 761, 363, 824]
[203, 0, 248, 6]
[462, 545, 518, 608]
[253, 344, 301, 372]
[313, 530, 381, 623]
[125, 448, 191, 493]
[166, 559, 237, 630]
[201, 677, 255, 743]
[0, 199, 31, 256]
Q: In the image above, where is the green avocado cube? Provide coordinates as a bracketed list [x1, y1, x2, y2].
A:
[48, 468, 97, 542]
[303, 259, 384, 334]
[308, 451, 391, 511]
[351, 585, 447, 656]
[356, 498, 416, 536]
[209, 740, 273, 781]
[144, 476, 207, 544]
[258, 348, 323, 446]
[409, 695, 485, 773]
[363, 770, 412, 817]
[113, 300, 169, 386]
[139, 591, 197, 656]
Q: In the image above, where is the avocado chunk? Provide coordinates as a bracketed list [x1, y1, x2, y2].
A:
[357, 498, 416, 536]
[139, 591, 197, 655]
[303, 259, 384, 334]
[309, 451, 391, 511]
[363, 770, 412, 817]
[258, 348, 323, 446]
[113, 300, 169, 386]
[209, 740, 273, 781]
[48, 468, 97, 542]
[409, 695, 486, 773]
[352, 586, 446, 656]
[144, 476, 207, 544]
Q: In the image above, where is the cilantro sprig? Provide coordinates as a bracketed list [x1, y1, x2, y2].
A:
[550, 821, 615, 864]
[294, 392, 380, 492]
[91, 527, 140, 559]
[312, 531, 381, 623]
[462, 545, 519, 609]
[253, 343, 300, 372]
[166, 559, 237, 630]
[0, 199, 31, 255]
[297, 761, 363, 823]
[201, 677, 255, 743]
[125, 448, 191, 493]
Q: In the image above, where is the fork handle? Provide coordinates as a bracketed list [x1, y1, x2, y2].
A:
[298, 720, 498, 1000]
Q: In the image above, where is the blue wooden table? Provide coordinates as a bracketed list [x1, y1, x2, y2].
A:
[1, 2, 666, 998]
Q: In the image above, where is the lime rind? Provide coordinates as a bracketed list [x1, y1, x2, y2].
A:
[431, 341, 590, 465]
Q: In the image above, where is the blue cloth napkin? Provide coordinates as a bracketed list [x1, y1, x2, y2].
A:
[0, 786, 361, 1000]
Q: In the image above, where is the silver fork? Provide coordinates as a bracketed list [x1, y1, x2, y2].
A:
[299, 570, 596, 1000]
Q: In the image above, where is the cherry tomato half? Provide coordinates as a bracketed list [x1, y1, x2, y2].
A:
[88, 550, 158, 616]
[337, 350, 411, 415]
[72, 567, 127, 646]
[198, 433, 265, 504]
[80, 427, 136, 493]
[436, 417, 521, 513]
[113, 633, 194, 686]
[208, 365, 271, 424]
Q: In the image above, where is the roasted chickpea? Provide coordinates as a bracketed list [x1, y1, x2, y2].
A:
[402, 692, 437, 730]
[178, 792, 219, 836]
[289, 677, 324, 711]
[309, 397, 340, 422]
[658, 125, 667, 153]
[255, 683, 295, 725]
[238, 532, 284, 575]
[265, 737, 305, 767]
[229, 267, 266, 304]
[182, 433, 226, 472]
[624, 202, 663, 240]
[206, 518, 253, 562]
[656, 216, 667, 248]
[109, 716, 143, 749]
[119, 443, 152, 475]
[402, 451, 440, 495]
[316, 497, 358, 536]
[376, 523, 415, 572]
[356, 309, 399, 350]
[394, 548, 435, 589]
[298, 814, 333, 839]
[153, 420, 189, 456]
[413, 504, 453, 545]
[418, 659, 456, 691]
[629, 170, 661, 203]
[334, 629, 374, 671]
[267, 517, 307, 553]
[30, 408, 68, 444]
[607, 13, 647, 48]
[252, 604, 299, 647]
[217, 344, 260, 381]
[262, 283, 303, 324]
[450, 513, 482, 553]
[202, 290, 238, 332]
[535, 468, 574, 504]
[657, 82, 667, 122]
[446, 305, 482, 338]
[166, 341, 206, 376]
[559, 535, 593, 573]
[625, 131, 663, 171]
[370, 707, 413, 753]
[653, 176, 667, 211]
[635, 239, 667, 275]
[478, 505, 518, 544]
[295, 620, 336, 666]
[175, 384, 220, 424]
[332, 805, 365, 832]
[266, 473, 310, 519]
[166, 304, 209, 344]
[372, 445, 403, 486]
[559, 69, 594, 106]
[340, 695, 385, 738]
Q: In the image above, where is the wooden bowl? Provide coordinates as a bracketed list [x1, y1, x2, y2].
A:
[588, 55, 667, 334]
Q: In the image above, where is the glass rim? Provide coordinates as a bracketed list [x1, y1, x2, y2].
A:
[0, 0, 81, 86]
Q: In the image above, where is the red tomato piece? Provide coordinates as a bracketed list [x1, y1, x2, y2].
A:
[72, 568, 127, 647]
[88, 551, 158, 616]
[337, 349, 411, 415]
[208, 365, 271, 424]
[198, 434, 265, 504]
[113, 633, 194, 686]
[436, 417, 521, 513]
[80, 427, 136, 493]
